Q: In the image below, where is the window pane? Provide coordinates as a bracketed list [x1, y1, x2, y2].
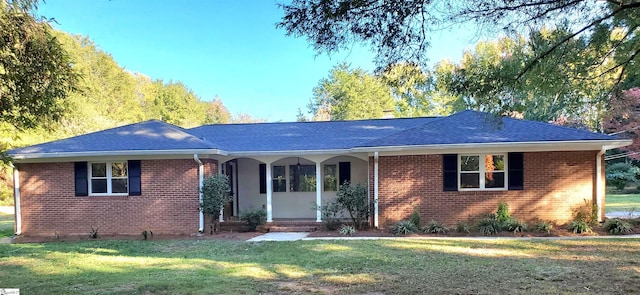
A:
[324, 165, 337, 191]
[91, 179, 107, 193]
[112, 179, 128, 193]
[460, 173, 480, 188]
[290, 165, 316, 192]
[112, 162, 128, 177]
[460, 156, 479, 171]
[91, 163, 106, 177]
[272, 166, 286, 192]
[486, 172, 505, 188]
[485, 155, 504, 172]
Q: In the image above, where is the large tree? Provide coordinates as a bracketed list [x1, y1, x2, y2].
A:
[309, 63, 394, 120]
[0, 0, 77, 135]
[278, 0, 640, 101]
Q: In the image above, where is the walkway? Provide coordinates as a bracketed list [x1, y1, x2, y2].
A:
[247, 232, 309, 242]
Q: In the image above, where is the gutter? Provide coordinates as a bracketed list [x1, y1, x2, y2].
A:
[194, 154, 204, 232]
[9, 149, 226, 161]
[12, 164, 21, 235]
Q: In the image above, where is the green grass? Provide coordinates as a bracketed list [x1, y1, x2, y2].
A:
[606, 193, 640, 213]
[1, 237, 639, 294]
[0, 212, 13, 238]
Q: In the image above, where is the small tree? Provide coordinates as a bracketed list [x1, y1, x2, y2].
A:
[201, 174, 231, 234]
[336, 182, 369, 230]
[606, 162, 640, 191]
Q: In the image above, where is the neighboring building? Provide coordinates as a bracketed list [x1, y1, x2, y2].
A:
[8, 110, 630, 236]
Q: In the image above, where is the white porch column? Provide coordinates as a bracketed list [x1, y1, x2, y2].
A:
[13, 164, 21, 235]
[219, 162, 224, 223]
[315, 161, 322, 222]
[374, 152, 379, 228]
[266, 161, 273, 222]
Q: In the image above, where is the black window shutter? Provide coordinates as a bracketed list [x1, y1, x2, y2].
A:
[259, 164, 266, 194]
[128, 160, 142, 196]
[74, 162, 88, 196]
[508, 153, 524, 190]
[339, 162, 351, 185]
[443, 154, 458, 191]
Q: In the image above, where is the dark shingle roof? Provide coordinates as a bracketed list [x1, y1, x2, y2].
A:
[187, 117, 438, 152]
[9, 120, 214, 155]
[363, 110, 615, 147]
[8, 110, 625, 158]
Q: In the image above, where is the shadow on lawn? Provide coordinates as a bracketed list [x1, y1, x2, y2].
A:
[1, 238, 640, 294]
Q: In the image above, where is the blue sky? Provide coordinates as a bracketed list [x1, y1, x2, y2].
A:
[39, 1, 477, 122]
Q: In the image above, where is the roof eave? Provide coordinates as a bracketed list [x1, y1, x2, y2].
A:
[227, 149, 357, 157]
[352, 139, 633, 154]
[9, 149, 226, 163]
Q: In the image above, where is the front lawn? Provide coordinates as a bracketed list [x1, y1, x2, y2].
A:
[0, 212, 13, 238]
[606, 193, 640, 213]
[1, 237, 639, 294]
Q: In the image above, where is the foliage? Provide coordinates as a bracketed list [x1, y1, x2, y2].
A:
[309, 63, 394, 120]
[572, 199, 599, 226]
[421, 220, 448, 234]
[496, 202, 510, 224]
[89, 227, 99, 239]
[316, 201, 343, 230]
[477, 214, 500, 236]
[239, 209, 267, 232]
[532, 220, 553, 234]
[604, 88, 640, 159]
[335, 182, 369, 230]
[338, 224, 356, 236]
[409, 207, 421, 228]
[455, 221, 471, 234]
[503, 219, 527, 233]
[567, 220, 592, 234]
[0, 0, 78, 136]
[606, 162, 640, 190]
[391, 220, 418, 235]
[603, 218, 633, 235]
[141, 230, 153, 240]
[201, 174, 231, 234]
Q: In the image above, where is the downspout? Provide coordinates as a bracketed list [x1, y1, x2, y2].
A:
[12, 164, 21, 235]
[374, 152, 379, 228]
[194, 154, 204, 232]
[596, 148, 606, 222]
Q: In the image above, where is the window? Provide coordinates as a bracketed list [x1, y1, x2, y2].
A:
[89, 162, 128, 195]
[459, 154, 506, 190]
[290, 165, 316, 192]
[272, 166, 286, 192]
[324, 165, 337, 191]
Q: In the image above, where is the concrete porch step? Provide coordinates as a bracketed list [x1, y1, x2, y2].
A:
[269, 226, 317, 232]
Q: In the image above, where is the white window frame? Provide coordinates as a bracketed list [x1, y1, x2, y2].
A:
[458, 153, 508, 191]
[89, 161, 129, 196]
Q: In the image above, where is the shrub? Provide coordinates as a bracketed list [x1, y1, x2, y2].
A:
[240, 209, 267, 231]
[571, 199, 599, 226]
[606, 162, 640, 191]
[338, 224, 356, 236]
[603, 218, 633, 235]
[316, 201, 343, 230]
[142, 230, 153, 240]
[392, 220, 418, 235]
[455, 221, 471, 233]
[477, 214, 500, 235]
[89, 227, 99, 239]
[201, 174, 231, 234]
[336, 182, 369, 230]
[496, 202, 510, 224]
[532, 220, 553, 234]
[422, 220, 448, 234]
[567, 220, 592, 234]
[503, 218, 527, 233]
[409, 207, 421, 228]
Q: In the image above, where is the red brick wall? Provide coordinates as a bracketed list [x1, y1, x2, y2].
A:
[371, 151, 598, 227]
[18, 159, 217, 236]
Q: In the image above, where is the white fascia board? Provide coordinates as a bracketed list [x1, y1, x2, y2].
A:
[352, 139, 632, 156]
[228, 149, 356, 157]
[10, 149, 226, 163]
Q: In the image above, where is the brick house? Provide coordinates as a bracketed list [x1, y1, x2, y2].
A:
[8, 110, 630, 236]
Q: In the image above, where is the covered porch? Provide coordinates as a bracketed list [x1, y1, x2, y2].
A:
[214, 154, 369, 223]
